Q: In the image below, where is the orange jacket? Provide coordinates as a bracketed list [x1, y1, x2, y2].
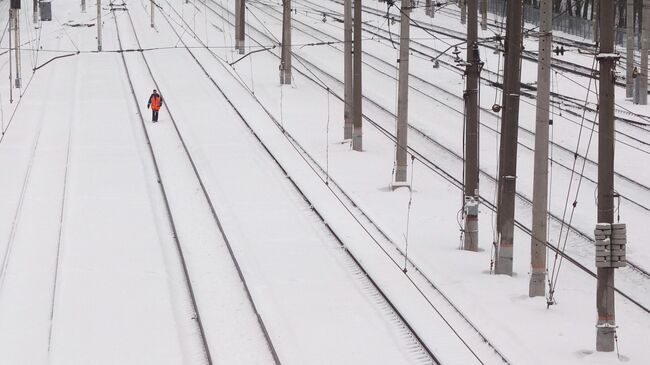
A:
[148, 93, 163, 111]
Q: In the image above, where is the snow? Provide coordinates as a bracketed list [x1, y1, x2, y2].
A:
[0, 0, 647, 364]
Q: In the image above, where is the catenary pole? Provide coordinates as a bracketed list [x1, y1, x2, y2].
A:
[639, 0, 650, 105]
[480, 0, 487, 30]
[352, 0, 362, 151]
[593, 0, 599, 42]
[150, 0, 154, 27]
[235, 0, 240, 51]
[394, 0, 410, 183]
[33, 0, 37, 23]
[460, 0, 466, 25]
[529, 0, 552, 297]
[280, 0, 292, 84]
[14, 5, 21, 89]
[627, 0, 635, 99]
[463, 0, 480, 251]
[596, 0, 617, 352]
[8, 9, 12, 104]
[495, 0, 523, 276]
[236, 0, 246, 54]
[82, 0, 86, 13]
[344, 0, 353, 139]
[425, 0, 434, 18]
[97, 0, 102, 51]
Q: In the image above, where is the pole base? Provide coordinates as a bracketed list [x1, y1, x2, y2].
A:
[463, 217, 478, 251]
[528, 271, 546, 297]
[236, 40, 245, 54]
[495, 244, 513, 275]
[279, 70, 292, 85]
[389, 181, 410, 191]
[393, 165, 407, 184]
[352, 134, 362, 152]
[343, 124, 353, 140]
[596, 324, 616, 352]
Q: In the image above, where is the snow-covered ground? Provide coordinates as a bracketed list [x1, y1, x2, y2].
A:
[0, 0, 648, 364]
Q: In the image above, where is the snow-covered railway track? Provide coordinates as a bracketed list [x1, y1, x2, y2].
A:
[202, 0, 650, 313]
[184, 3, 512, 363]
[153, 2, 441, 364]
[112, 10, 215, 365]
[113, 6, 284, 365]
[297, 0, 650, 144]
[323, 0, 650, 99]
[115, 2, 444, 364]
[244, 0, 650, 284]
[254, 0, 650, 219]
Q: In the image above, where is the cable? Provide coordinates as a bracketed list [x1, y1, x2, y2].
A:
[547, 55, 599, 304]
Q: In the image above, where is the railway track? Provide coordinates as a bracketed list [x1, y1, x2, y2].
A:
[157, 1, 518, 362]
[147, 3, 650, 364]
[115, 1, 452, 364]
[112, 7, 217, 365]
[0, 34, 74, 351]
[155, 3, 442, 363]
[201, 0, 650, 312]
[298, 0, 650, 140]
[326, 0, 650, 99]
[256, 0, 650, 213]
[247, 0, 650, 282]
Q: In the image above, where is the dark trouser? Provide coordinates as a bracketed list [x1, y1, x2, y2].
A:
[152, 109, 159, 122]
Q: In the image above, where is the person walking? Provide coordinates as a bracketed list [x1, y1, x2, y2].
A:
[147, 89, 163, 122]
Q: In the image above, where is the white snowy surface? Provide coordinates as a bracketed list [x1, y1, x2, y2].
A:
[0, 0, 647, 364]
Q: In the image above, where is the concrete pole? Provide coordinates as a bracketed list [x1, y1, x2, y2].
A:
[97, 0, 102, 51]
[352, 0, 362, 151]
[463, 0, 480, 251]
[460, 0, 467, 25]
[14, 8, 21, 89]
[344, 0, 353, 139]
[495, 0, 523, 276]
[150, 0, 154, 28]
[640, 0, 649, 105]
[82, 0, 86, 13]
[236, 0, 246, 54]
[596, 0, 617, 352]
[593, 0, 599, 42]
[529, 0, 552, 297]
[425, 0, 434, 17]
[8, 9, 12, 104]
[394, 0, 410, 183]
[480, 0, 487, 30]
[235, 0, 240, 52]
[280, 0, 292, 84]
[627, 0, 635, 99]
[33, 0, 38, 23]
